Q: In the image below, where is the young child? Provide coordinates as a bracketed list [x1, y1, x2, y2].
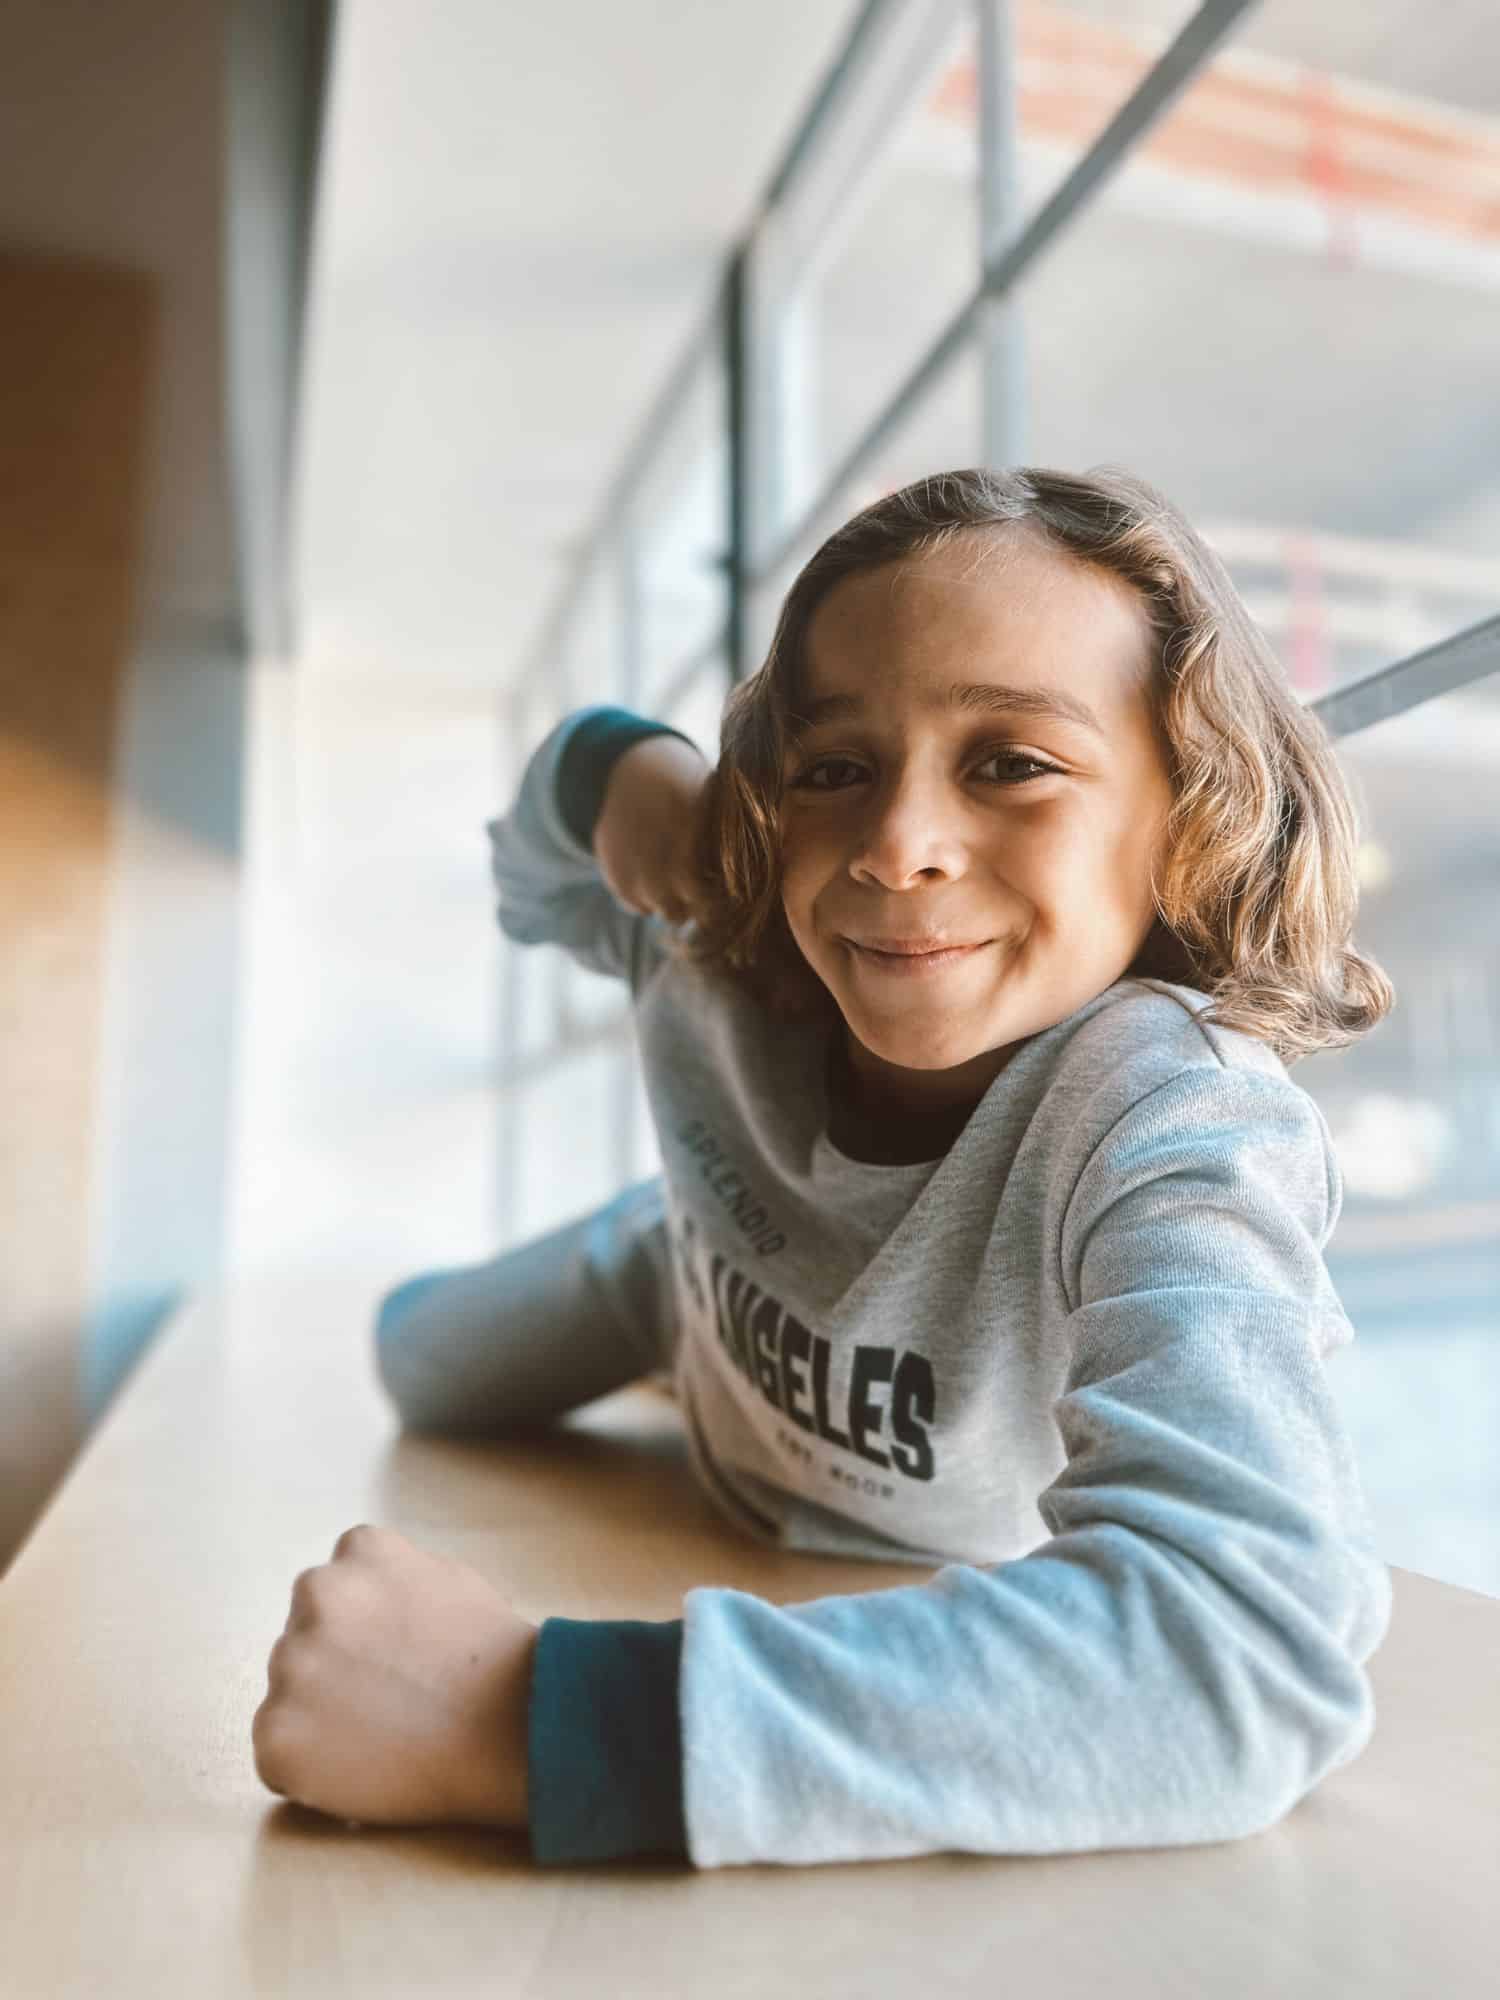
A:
[252, 464, 1395, 1871]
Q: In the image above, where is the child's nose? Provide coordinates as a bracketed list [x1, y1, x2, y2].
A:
[849, 783, 967, 881]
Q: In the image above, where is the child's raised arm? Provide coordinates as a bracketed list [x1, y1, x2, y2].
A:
[373, 1175, 677, 1436]
[486, 705, 709, 995]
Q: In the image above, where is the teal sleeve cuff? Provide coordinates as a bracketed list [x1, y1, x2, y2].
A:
[555, 708, 700, 852]
[527, 1615, 689, 1865]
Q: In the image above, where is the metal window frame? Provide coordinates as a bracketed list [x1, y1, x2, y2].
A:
[494, 0, 1500, 1241]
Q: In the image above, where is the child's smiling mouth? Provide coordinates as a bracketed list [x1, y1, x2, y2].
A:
[845, 939, 993, 975]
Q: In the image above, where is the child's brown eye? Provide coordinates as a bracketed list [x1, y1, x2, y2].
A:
[793, 757, 862, 790]
[791, 752, 1060, 790]
[978, 751, 1062, 785]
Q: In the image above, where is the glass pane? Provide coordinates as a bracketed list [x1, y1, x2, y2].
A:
[948, 1, 1208, 237]
[1007, 1, 1500, 242]
[847, 339, 983, 515]
[511, 1043, 630, 1244]
[551, 557, 624, 711]
[657, 649, 730, 760]
[634, 343, 730, 707]
[560, 957, 631, 1035]
[1062, 0, 1500, 119]
[1016, 0, 1500, 697]
[1298, 674, 1500, 1596]
[629, 1040, 664, 1184]
[745, 341, 983, 667]
[758, 4, 978, 547]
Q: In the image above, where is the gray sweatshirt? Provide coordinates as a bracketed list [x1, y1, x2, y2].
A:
[384, 702, 1392, 1870]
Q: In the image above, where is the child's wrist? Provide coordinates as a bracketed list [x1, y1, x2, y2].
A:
[452, 1624, 538, 1831]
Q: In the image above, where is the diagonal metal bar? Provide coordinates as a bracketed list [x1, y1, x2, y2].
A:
[750, 0, 1261, 584]
[1312, 615, 1500, 739]
[515, 1, 900, 699]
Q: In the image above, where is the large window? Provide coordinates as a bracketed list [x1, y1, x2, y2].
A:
[503, 0, 1500, 1593]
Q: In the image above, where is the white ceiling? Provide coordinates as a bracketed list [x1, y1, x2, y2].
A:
[294, 0, 858, 683]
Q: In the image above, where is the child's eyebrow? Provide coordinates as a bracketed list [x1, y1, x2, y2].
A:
[786, 682, 1106, 743]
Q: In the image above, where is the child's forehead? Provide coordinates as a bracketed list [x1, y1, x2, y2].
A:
[823, 528, 1118, 618]
[803, 534, 1153, 699]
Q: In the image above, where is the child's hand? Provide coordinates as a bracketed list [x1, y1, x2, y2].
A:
[593, 732, 714, 926]
[252, 1524, 537, 1831]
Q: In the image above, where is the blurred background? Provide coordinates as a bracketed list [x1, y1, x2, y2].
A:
[2, 0, 1496, 1592]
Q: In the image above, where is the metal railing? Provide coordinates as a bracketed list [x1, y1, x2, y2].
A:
[493, 0, 1500, 1239]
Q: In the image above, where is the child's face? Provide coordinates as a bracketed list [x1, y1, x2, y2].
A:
[777, 529, 1175, 1113]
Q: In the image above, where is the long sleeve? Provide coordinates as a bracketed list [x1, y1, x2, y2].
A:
[528, 1616, 688, 1863]
[474, 703, 700, 1855]
[486, 704, 698, 991]
[656, 1062, 1391, 1867]
[373, 1174, 678, 1435]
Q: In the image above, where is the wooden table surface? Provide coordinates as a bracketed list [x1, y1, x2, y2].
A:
[2, 1274, 1496, 1998]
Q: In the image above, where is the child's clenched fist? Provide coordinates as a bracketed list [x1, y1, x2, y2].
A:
[252, 1523, 537, 1830]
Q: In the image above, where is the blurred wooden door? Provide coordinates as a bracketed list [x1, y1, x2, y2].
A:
[0, 249, 155, 1573]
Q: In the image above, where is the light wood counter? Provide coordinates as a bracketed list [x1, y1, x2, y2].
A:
[2, 1275, 1495, 1997]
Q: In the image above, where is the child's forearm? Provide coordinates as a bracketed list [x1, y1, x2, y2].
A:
[592, 729, 713, 925]
[555, 705, 702, 854]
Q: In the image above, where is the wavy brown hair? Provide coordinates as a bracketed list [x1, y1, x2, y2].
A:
[660, 464, 1393, 1067]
